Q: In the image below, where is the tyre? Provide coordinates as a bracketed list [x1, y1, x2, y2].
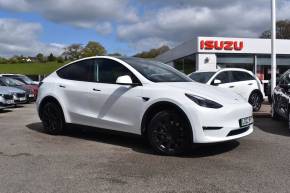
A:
[40, 102, 65, 135]
[249, 92, 262, 112]
[147, 110, 191, 156]
[271, 103, 280, 120]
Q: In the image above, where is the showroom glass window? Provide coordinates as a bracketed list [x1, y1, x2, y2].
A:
[57, 59, 94, 82]
[94, 58, 140, 84]
[214, 71, 231, 84]
[232, 71, 255, 82]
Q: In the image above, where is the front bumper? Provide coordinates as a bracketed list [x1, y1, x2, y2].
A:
[185, 102, 253, 143]
[0, 98, 15, 108]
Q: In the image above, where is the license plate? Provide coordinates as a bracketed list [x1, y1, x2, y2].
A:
[239, 116, 253, 127]
[20, 97, 26, 101]
[29, 94, 34, 97]
[6, 100, 13, 104]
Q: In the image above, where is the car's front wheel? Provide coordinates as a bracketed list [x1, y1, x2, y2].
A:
[271, 103, 280, 120]
[40, 102, 65, 135]
[147, 110, 191, 156]
[249, 92, 262, 112]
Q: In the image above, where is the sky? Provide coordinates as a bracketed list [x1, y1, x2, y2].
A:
[0, 0, 290, 57]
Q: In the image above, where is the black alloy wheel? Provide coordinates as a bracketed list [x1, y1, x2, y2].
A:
[147, 110, 191, 156]
[271, 103, 280, 120]
[41, 102, 64, 135]
[249, 92, 262, 112]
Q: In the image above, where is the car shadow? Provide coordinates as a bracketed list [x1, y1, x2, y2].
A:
[26, 122, 240, 158]
[0, 109, 12, 113]
[255, 118, 290, 137]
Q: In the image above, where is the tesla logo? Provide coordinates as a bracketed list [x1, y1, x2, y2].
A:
[200, 40, 244, 51]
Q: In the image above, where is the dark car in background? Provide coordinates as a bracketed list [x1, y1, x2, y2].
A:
[272, 69, 290, 128]
[0, 77, 36, 102]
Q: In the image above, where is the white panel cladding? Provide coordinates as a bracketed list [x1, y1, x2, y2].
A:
[196, 53, 217, 71]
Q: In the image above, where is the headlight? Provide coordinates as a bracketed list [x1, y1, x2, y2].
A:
[185, 94, 223, 109]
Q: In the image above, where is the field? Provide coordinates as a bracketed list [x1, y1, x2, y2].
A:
[0, 62, 66, 75]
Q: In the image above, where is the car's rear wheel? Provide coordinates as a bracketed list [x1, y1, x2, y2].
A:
[147, 110, 191, 156]
[249, 92, 262, 112]
[41, 102, 65, 135]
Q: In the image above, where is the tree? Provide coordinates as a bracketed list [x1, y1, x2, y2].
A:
[63, 44, 83, 60]
[108, 53, 122, 57]
[260, 20, 290, 39]
[36, 53, 45, 63]
[56, 56, 64, 63]
[134, 45, 170, 58]
[47, 53, 56, 62]
[81, 41, 107, 57]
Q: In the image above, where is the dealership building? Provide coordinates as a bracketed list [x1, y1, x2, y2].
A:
[156, 37, 290, 81]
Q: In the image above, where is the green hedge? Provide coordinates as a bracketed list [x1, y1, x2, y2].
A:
[0, 62, 66, 75]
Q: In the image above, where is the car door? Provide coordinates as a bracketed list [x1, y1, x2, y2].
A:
[211, 71, 233, 90]
[55, 59, 99, 124]
[230, 71, 257, 100]
[87, 58, 144, 134]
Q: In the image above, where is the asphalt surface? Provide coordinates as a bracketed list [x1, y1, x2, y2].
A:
[0, 104, 289, 193]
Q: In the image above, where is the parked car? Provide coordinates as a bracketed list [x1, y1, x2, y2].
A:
[0, 88, 15, 109]
[0, 74, 39, 97]
[0, 83, 27, 105]
[271, 69, 290, 128]
[0, 77, 36, 102]
[37, 56, 253, 155]
[188, 68, 265, 112]
[1, 74, 38, 85]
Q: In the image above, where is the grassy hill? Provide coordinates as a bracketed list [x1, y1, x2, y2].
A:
[0, 62, 66, 75]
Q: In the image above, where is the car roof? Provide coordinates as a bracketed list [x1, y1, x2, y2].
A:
[194, 68, 252, 74]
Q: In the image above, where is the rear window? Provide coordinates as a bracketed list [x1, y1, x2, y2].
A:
[232, 71, 255, 82]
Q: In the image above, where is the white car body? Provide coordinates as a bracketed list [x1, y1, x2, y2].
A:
[37, 57, 253, 148]
[189, 68, 266, 111]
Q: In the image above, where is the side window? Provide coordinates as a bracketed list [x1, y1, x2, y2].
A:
[285, 73, 290, 84]
[213, 71, 231, 84]
[57, 59, 94, 82]
[232, 71, 255, 82]
[95, 58, 139, 84]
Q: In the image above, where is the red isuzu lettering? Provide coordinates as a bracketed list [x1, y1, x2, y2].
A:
[200, 40, 244, 51]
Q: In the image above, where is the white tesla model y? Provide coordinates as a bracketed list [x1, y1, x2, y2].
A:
[37, 56, 253, 155]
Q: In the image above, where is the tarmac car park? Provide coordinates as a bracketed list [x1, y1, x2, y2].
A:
[0, 71, 290, 192]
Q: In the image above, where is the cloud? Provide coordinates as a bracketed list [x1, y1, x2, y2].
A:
[96, 22, 113, 35]
[1, 0, 290, 55]
[0, 0, 138, 32]
[0, 19, 64, 57]
[116, 0, 279, 52]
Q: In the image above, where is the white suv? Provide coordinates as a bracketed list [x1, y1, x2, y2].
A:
[37, 57, 253, 155]
[189, 68, 265, 112]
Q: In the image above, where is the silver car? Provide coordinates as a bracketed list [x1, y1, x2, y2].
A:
[0, 87, 15, 109]
[0, 85, 27, 104]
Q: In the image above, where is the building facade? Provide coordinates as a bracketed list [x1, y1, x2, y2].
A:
[156, 37, 290, 81]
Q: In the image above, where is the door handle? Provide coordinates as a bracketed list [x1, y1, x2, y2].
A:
[248, 83, 253, 85]
[93, 88, 101, 92]
[59, 85, 66, 88]
[229, 86, 235, 88]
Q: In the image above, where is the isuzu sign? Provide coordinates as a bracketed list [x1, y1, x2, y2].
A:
[200, 40, 244, 51]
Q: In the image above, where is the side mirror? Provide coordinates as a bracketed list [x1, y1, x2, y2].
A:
[116, 75, 133, 85]
[213, 79, 222, 85]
